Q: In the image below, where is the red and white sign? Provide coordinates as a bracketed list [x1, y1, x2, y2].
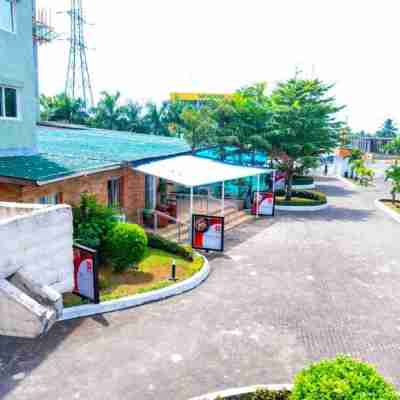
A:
[73, 245, 99, 303]
[192, 215, 224, 252]
[275, 172, 287, 190]
[252, 192, 275, 216]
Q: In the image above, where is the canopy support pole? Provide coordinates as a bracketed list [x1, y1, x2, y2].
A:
[189, 186, 194, 242]
[221, 181, 225, 217]
[256, 174, 260, 218]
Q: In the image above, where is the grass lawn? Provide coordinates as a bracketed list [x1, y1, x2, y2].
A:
[276, 196, 323, 206]
[381, 199, 400, 214]
[63, 248, 204, 308]
[275, 190, 327, 207]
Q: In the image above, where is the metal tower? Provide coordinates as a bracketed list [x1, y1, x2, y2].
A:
[65, 0, 94, 109]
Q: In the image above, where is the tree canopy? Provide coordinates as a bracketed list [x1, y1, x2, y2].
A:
[376, 118, 398, 138]
[267, 78, 343, 198]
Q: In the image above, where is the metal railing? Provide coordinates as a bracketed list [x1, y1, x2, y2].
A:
[137, 208, 190, 243]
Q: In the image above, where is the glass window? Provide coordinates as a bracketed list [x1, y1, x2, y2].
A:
[108, 178, 121, 208]
[0, 0, 15, 32]
[38, 193, 62, 205]
[4, 87, 17, 118]
[0, 87, 18, 118]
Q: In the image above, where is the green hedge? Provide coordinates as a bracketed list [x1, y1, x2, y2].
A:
[291, 356, 399, 400]
[275, 190, 327, 206]
[293, 175, 314, 186]
[105, 223, 148, 272]
[147, 233, 194, 261]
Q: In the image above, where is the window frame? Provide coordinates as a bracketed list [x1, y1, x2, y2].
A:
[0, 0, 16, 34]
[0, 86, 20, 120]
[107, 177, 122, 209]
[38, 193, 63, 205]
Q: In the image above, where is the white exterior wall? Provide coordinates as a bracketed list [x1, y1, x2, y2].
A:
[0, 203, 73, 293]
[334, 156, 350, 177]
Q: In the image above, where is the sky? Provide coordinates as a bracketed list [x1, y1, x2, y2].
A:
[38, 0, 400, 133]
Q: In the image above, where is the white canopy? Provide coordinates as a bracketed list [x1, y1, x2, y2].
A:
[134, 155, 270, 187]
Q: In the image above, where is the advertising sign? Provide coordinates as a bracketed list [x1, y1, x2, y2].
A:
[252, 191, 275, 216]
[73, 244, 99, 304]
[192, 215, 225, 252]
[275, 171, 287, 190]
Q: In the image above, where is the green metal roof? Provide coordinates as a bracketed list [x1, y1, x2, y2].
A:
[0, 126, 190, 183]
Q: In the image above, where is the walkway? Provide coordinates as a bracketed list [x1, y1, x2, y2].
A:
[1, 177, 400, 400]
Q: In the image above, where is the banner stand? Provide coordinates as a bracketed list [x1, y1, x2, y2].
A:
[73, 243, 100, 304]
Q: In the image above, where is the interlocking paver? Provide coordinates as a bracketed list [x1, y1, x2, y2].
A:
[0, 177, 399, 400]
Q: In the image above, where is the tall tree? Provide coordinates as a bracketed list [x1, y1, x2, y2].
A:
[385, 136, 400, 155]
[376, 118, 398, 138]
[142, 101, 170, 136]
[119, 101, 145, 133]
[212, 83, 272, 160]
[178, 107, 217, 152]
[91, 91, 125, 130]
[40, 93, 89, 125]
[385, 164, 400, 204]
[268, 78, 343, 200]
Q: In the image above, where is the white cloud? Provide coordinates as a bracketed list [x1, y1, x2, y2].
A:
[38, 0, 400, 132]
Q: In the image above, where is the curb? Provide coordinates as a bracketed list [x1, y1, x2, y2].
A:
[276, 203, 329, 212]
[59, 255, 210, 321]
[375, 199, 400, 224]
[189, 384, 293, 400]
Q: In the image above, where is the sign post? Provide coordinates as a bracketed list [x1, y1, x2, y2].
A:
[73, 243, 100, 304]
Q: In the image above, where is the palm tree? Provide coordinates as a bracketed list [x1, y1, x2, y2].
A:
[119, 101, 145, 133]
[40, 93, 89, 125]
[91, 91, 124, 130]
[142, 101, 169, 136]
[385, 164, 400, 204]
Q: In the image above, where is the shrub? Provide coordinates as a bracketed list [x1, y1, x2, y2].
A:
[147, 233, 194, 261]
[293, 175, 314, 186]
[291, 355, 399, 400]
[106, 223, 148, 272]
[215, 389, 290, 400]
[275, 190, 327, 205]
[73, 193, 118, 251]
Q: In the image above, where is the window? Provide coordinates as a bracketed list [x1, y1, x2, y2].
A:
[38, 193, 63, 205]
[0, 0, 15, 33]
[0, 87, 18, 119]
[108, 178, 122, 208]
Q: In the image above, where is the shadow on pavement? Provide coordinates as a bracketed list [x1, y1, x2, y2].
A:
[0, 319, 84, 399]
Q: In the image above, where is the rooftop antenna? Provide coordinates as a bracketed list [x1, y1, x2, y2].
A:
[33, 8, 58, 45]
[64, 0, 94, 110]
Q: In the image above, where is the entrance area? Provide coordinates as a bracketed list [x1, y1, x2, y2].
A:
[134, 155, 275, 244]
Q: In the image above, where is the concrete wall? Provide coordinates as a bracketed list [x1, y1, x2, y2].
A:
[0, 0, 38, 156]
[0, 202, 73, 293]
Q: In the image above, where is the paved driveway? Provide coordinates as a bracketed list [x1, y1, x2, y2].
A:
[1, 177, 400, 400]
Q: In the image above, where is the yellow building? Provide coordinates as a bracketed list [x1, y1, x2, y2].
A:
[170, 92, 233, 102]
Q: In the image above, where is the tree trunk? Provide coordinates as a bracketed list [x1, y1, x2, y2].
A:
[392, 189, 396, 205]
[285, 168, 294, 201]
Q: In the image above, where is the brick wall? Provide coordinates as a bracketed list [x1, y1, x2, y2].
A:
[0, 184, 22, 202]
[0, 167, 146, 222]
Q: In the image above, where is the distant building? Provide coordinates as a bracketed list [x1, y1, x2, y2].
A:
[170, 92, 233, 107]
[351, 136, 393, 154]
[0, 1, 190, 221]
[0, 0, 39, 157]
